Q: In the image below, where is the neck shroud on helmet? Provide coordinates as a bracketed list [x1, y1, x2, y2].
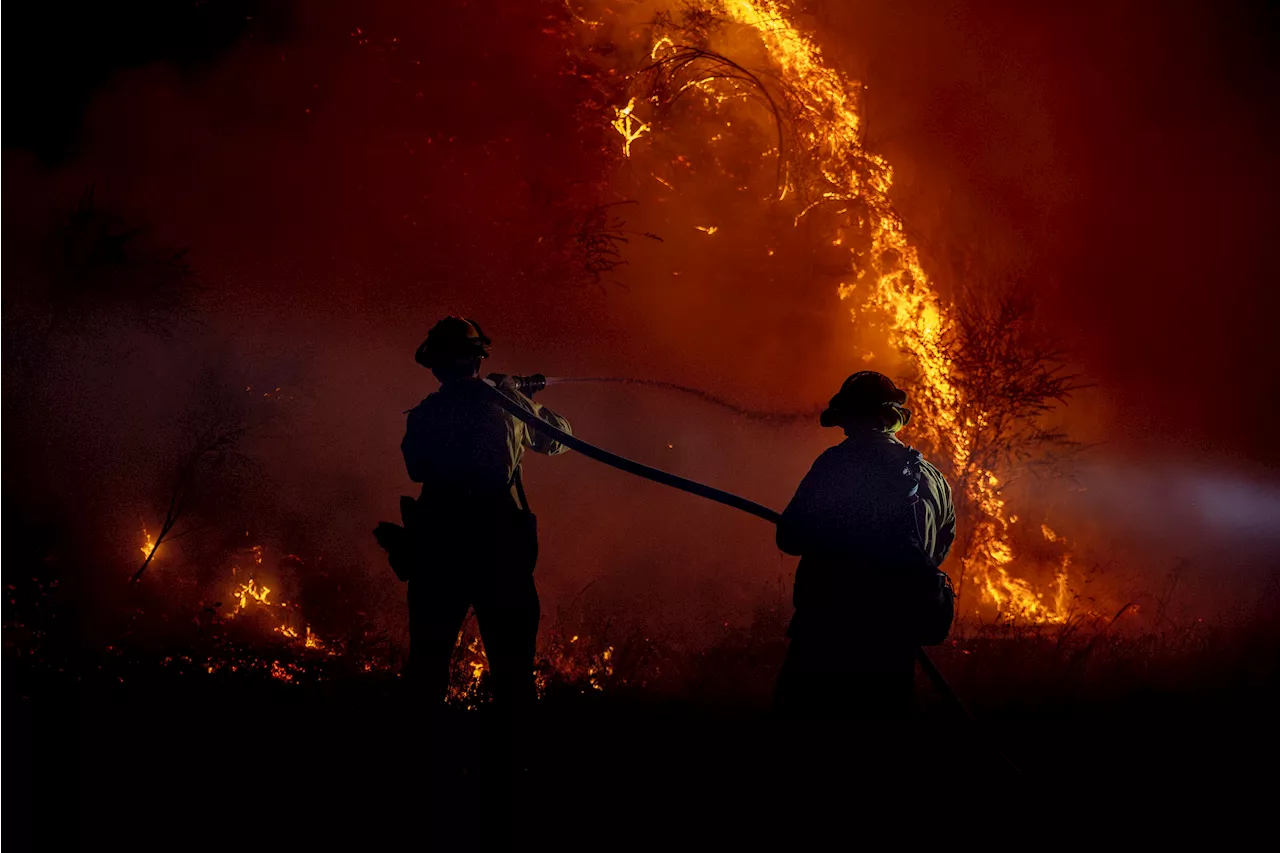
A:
[820, 371, 912, 433]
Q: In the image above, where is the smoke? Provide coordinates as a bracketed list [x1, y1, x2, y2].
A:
[1067, 460, 1280, 551]
[1182, 474, 1280, 540]
[5, 0, 1278, 650]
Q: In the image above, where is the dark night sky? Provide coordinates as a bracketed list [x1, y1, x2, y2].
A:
[4, 0, 1279, 629]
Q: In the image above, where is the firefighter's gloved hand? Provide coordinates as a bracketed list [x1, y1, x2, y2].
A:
[488, 373, 520, 394]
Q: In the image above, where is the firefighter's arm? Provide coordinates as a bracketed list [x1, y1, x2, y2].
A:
[776, 459, 829, 556]
[499, 383, 572, 455]
[775, 507, 806, 556]
[935, 481, 958, 565]
[528, 402, 572, 455]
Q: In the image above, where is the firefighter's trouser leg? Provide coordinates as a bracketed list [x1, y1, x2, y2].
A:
[407, 579, 470, 708]
[473, 574, 541, 710]
[408, 573, 540, 711]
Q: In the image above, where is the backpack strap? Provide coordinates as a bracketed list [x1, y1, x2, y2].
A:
[901, 440, 921, 502]
[904, 446, 924, 505]
[512, 465, 532, 514]
[902, 445, 931, 565]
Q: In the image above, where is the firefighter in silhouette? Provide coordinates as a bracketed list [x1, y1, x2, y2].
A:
[774, 371, 956, 719]
[401, 317, 571, 710]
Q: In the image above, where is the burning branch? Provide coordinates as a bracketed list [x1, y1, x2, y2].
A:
[131, 365, 281, 584]
[637, 44, 792, 197]
[132, 424, 246, 584]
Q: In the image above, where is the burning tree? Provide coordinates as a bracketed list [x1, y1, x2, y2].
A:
[928, 281, 1087, 608]
[566, 0, 1094, 622]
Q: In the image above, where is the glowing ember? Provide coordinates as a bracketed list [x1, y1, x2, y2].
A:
[537, 632, 616, 694]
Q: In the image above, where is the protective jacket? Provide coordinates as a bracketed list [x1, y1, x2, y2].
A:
[401, 377, 572, 502]
[399, 376, 571, 710]
[776, 428, 956, 635]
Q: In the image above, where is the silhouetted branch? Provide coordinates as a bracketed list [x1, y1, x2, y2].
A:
[641, 45, 791, 196]
[943, 282, 1089, 479]
[132, 425, 246, 584]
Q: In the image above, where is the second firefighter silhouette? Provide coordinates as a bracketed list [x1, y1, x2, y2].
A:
[775, 371, 957, 719]
[401, 317, 571, 709]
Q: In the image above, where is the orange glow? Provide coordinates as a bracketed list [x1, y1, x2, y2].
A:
[606, 1, 1077, 622]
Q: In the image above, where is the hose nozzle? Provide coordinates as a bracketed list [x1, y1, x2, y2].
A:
[487, 373, 547, 397]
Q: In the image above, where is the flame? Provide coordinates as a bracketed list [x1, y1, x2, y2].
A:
[603, 1, 1076, 622]
[140, 527, 157, 559]
[183, 545, 616, 704]
[611, 97, 650, 157]
[445, 633, 490, 707]
[222, 549, 335, 656]
[233, 578, 273, 609]
[304, 626, 326, 651]
[537, 633, 615, 694]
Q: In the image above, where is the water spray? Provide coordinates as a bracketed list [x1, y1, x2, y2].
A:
[492, 374, 821, 423]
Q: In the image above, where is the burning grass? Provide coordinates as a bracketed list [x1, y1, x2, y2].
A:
[6, 516, 1278, 839]
[6, 450, 1274, 804]
[10, 538, 1272, 726]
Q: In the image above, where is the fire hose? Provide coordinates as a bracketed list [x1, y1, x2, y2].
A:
[481, 379, 1020, 773]
[486, 378, 783, 523]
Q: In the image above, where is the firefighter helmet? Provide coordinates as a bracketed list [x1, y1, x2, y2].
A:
[414, 317, 492, 368]
[820, 371, 911, 428]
